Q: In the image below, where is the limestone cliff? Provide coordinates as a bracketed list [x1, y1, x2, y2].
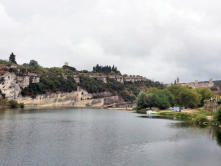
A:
[0, 72, 40, 99]
[16, 88, 124, 108]
[0, 71, 126, 108]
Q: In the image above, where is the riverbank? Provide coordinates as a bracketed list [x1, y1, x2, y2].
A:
[137, 108, 221, 128]
[0, 103, 135, 112]
[0, 99, 24, 110]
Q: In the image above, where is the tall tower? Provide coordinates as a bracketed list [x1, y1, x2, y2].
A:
[176, 77, 180, 84]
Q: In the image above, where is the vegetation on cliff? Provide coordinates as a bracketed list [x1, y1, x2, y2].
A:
[93, 64, 120, 74]
[21, 67, 78, 98]
[0, 55, 163, 102]
[9, 52, 17, 64]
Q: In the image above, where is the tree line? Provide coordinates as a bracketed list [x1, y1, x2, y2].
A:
[137, 84, 215, 110]
[93, 64, 121, 74]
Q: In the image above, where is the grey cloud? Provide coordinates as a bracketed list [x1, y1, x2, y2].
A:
[0, 0, 221, 83]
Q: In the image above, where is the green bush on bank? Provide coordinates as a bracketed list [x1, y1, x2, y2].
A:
[8, 100, 24, 109]
[214, 107, 221, 125]
[136, 109, 147, 114]
[158, 111, 209, 125]
[193, 114, 209, 125]
[0, 99, 24, 109]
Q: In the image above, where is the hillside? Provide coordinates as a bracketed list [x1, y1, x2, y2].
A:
[0, 59, 163, 108]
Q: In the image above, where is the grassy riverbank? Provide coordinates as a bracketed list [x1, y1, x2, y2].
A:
[137, 108, 221, 127]
[0, 99, 24, 109]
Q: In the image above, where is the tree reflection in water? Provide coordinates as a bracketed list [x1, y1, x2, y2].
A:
[214, 128, 221, 147]
[168, 121, 221, 147]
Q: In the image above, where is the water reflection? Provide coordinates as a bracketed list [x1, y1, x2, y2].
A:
[138, 114, 221, 148]
[0, 109, 221, 166]
[214, 128, 221, 146]
[169, 121, 221, 147]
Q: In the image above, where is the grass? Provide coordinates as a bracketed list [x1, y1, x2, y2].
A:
[0, 99, 25, 109]
[136, 107, 214, 126]
[136, 109, 147, 114]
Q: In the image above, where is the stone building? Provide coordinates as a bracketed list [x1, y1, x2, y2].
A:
[171, 77, 215, 89]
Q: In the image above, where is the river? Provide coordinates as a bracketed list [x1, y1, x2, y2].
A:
[0, 108, 221, 166]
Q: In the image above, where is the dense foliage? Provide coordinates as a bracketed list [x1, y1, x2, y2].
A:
[9, 52, 17, 64]
[79, 76, 105, 93]
[78, 77, 136, 101]
[214, 107, 221, 124]
[196, 88, 215, 106]
[62, 65, 76, 72]
[136, 92, 153, 110]
[93, 64, 120, 74]
[1, 55, 164, 103]
[18, 60, 162, 102]
[137, 85, 215, 110]
[22, 68, 78, 98]
[0, 99, 24, 108]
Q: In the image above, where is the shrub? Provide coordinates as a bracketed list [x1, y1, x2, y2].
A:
[106, 78, 124, 92]
[8, 100, 19, 108]
[120, 91, 135, 102]
[175, 113, 193, 121]
[136, 109, 147, 114]
[215, 128, 221, 146]
[22, 71, 77, 97]
[79, 76, 105, 93]
[20, 103, 25, 108]
[192, 114, 209, 125]
[214, 107, 221, 124]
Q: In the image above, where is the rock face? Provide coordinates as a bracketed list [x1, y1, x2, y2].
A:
[0, 72, 40, 99]
[0, 70, 126, 108]
[16, 88, 123, 108]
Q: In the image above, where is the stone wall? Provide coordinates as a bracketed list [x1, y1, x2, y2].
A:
[180, 79, 214, 89]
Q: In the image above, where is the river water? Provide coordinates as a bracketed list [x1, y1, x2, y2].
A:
[0, 108, 221, 166]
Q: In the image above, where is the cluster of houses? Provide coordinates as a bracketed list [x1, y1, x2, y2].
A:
[73, 74, 148, 84]
[169, 77, 214, 89]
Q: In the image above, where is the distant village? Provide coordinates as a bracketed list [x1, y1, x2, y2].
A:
[73, 74, 148, 84]
[167, 77, 221, 95]
[172, 77, 214, 89]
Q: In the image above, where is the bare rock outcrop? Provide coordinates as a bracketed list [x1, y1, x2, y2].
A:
[16, 88, 122, 108]
[0, 72, 40, 99]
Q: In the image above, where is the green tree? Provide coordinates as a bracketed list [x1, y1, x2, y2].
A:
[29, 60, 39, 67]
[167, 84, 185, 104]
[214, 107, 221, 124]
[177, 88, 201, 108]
[145, 94, 155, 109]
[162, 89, 175, 106]
[151, 90, 171, 109]
[136, 91, 148, 110]
[147, 88, 174, 109]
[196, 88, 215, 106]
[9, 52, 17, 64]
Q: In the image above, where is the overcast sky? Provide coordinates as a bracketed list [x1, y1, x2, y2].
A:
[0, 0, 221, 83]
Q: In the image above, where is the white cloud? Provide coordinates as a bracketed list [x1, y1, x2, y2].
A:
[0, 0, 221, 83]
